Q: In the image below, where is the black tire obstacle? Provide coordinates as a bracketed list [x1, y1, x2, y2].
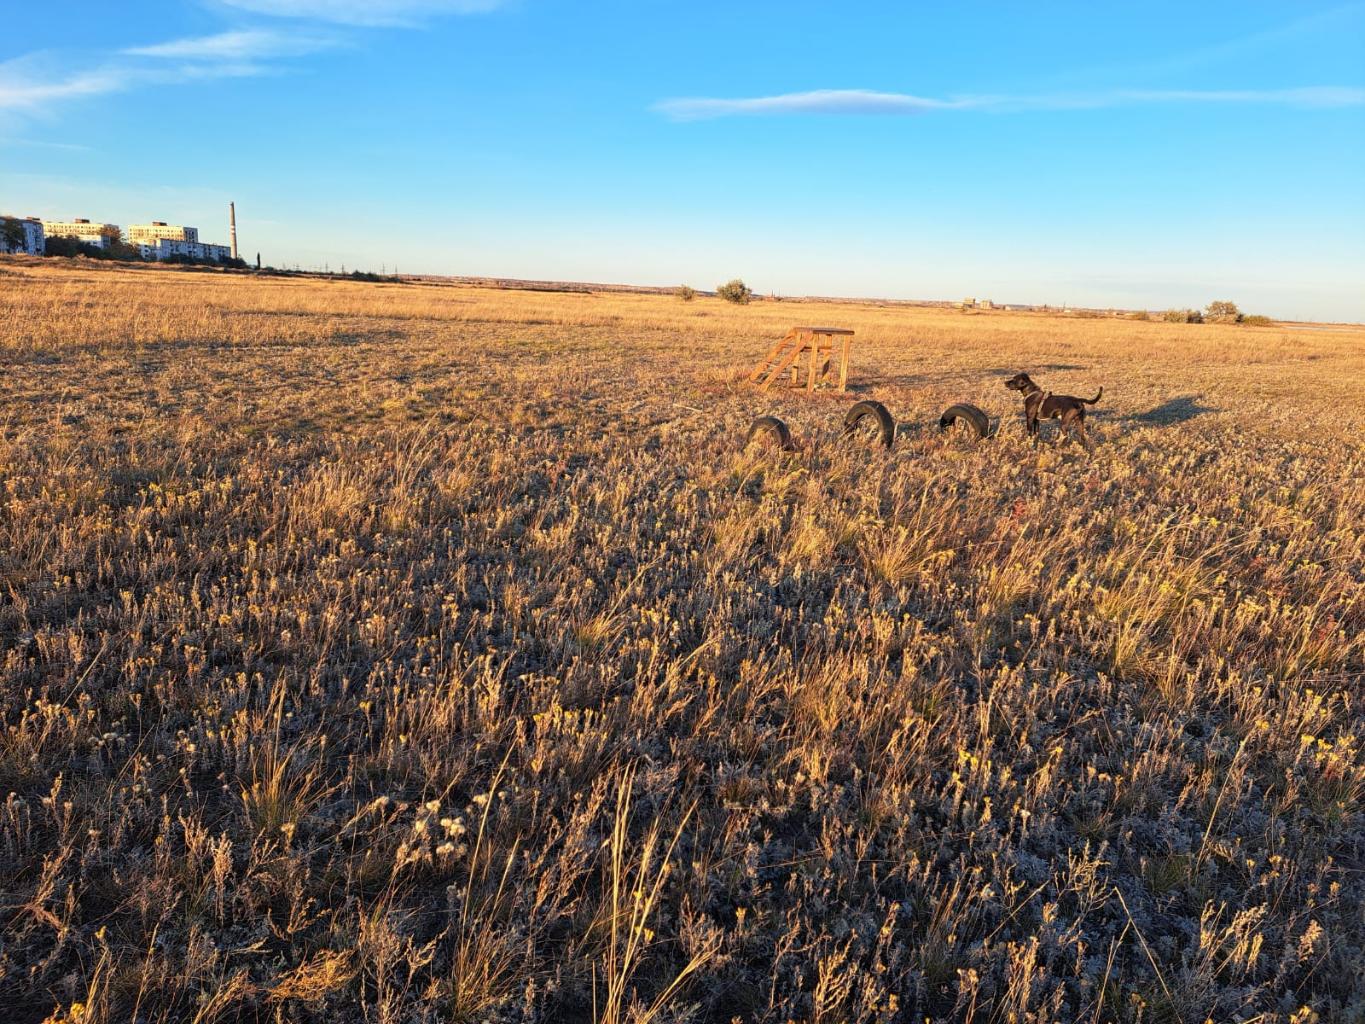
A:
[742, 400, 996, 453]
[841, 400, 896, 449]
[938, 403, 991, 440]
[744, 415, 794, 451]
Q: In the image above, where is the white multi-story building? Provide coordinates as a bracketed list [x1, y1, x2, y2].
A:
[42, 218, 121, 248]
[131, 222, 233, 262]
[136, 238, 232, 262]
[0, 215, 45, 255]
[127, 221, 200, 245]
[29, 215, 235, 262]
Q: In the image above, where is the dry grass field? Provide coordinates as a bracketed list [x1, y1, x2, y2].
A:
[1, 259, 1363, 1024]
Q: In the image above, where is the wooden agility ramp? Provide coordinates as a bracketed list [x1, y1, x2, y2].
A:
[749, 326, 854, 392]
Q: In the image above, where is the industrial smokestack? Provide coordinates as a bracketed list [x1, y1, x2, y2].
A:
[229, 202, 238, 261]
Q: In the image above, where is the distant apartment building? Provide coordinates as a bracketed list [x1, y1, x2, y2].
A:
[129, 220, 234, 262]
[42, 218, 121, 249]
[0, 215, 45, 255]
[127, 221, 199, 245]
[137, 238, 232, 262]
[28, 213, 236, 263]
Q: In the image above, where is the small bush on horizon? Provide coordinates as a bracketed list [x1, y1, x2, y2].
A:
[1241, 314, 1273, 326]
[1129, 309, 1150, 321]
[1163, 308, 1204, 323]
[716, 278, 753, 305]
[1206, 300, 1242, 323]
[677, 285, 696, 302]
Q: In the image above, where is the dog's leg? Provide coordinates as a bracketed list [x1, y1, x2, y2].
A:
[1079, 421, 1094, 452]
[1076, 410, 1094, 452]
[1059, 411, 1077, 446]
[1065, 412, 1092, 452]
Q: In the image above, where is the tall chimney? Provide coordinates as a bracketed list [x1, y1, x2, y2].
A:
[229, 202, 239, 260]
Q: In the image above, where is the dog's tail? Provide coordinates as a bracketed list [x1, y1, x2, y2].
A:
[1082, 387, 1103, 405]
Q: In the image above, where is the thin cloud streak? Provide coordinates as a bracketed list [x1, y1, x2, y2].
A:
[216, 0, 505, 26]
[0, 55, 272, 113]
[2, 25, 332, 118]
[0, 65, 130, 111]
[657, 86, 1365, 120]
[0, 137, 92, 152]
[124, 29, 336, 60]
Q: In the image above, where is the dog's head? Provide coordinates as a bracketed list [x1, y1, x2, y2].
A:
[1004, 372, 1035, 392]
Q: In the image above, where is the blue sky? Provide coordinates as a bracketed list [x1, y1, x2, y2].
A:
[3, 1, 1364, 320]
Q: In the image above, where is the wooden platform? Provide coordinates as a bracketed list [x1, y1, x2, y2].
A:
[748, 326, 855, 392]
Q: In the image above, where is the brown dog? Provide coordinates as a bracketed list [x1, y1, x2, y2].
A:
[1004, 372, 1102, 450]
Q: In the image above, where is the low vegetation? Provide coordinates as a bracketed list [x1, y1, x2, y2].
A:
[1, 262, 1362, 1022]
[1162, 308, 1204, 324]
[717, 278, 753, 305]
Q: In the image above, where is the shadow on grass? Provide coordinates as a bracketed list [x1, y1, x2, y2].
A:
[1129, 396, 1220, 425]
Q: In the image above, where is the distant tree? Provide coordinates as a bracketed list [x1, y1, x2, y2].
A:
[1240, 314, 1272, 326]
[0, 218, 25, 253]
[677, 285, 696, 302]
[1205, 300, 1242, 323]
[44, 237, 106, 259]
[102, 231, 142, 261]
[716, 278, 752, 305]
[1128, 309, 1150, 321]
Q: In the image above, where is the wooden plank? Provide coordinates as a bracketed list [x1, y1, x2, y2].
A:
[761, 339, 805, 391]
[838, 335, 850, 390]
[748, 337, 787, 382]
[806, 334, 820, 391]
[749, 328, 798, 382]
[794, 326, 854, 335]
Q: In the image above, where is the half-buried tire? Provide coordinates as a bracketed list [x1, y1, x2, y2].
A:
[842, 400, 896, 450]
[744, 415, 794, 451]
[938, 403, 991, 440]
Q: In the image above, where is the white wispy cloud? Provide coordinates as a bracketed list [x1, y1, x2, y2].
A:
[216, 0, 505, 26]
[0, 137, 92, 152]
[658, 90, 954, 119]
[0, 54, 271, 115]
[2, 26, 334, 119]
[3, 0, 499, 126]
[656, 86, 1365, 121]
[124, 28, 336, 61]
[0, 66, 127, 112]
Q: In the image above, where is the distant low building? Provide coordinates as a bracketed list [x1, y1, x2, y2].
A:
[42, 218, 122, 248]
[0, 214, 45, 255]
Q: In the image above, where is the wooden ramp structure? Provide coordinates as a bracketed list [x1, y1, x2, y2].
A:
[749, 327, 854, 392]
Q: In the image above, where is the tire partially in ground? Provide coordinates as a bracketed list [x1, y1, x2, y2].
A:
[744, 416, 794, 451]
[842, 400, 896, 449]
[938, 403, 992, 439]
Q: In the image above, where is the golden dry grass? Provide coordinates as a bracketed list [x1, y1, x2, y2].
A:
[1, 259, 1363, 1023]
